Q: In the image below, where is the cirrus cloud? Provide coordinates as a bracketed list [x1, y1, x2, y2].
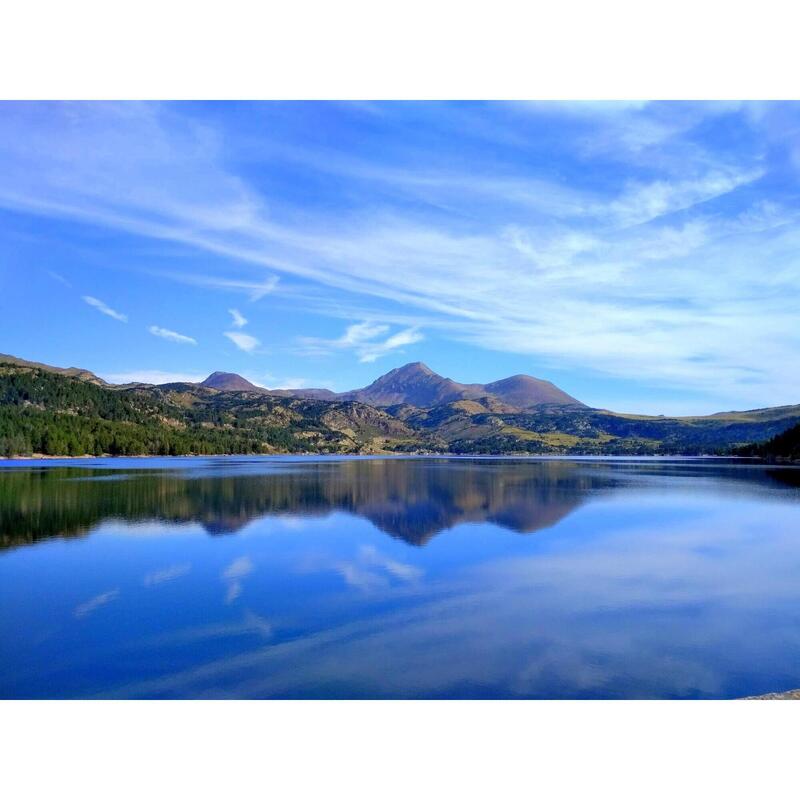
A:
[82, 295, 127, 323]
[148, 325, 197, 345]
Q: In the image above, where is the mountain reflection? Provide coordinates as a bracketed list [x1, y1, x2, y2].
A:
[0, 458, 611, 549]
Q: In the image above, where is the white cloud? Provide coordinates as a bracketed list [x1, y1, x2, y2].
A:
[340, 321, 389, 345]
[228, 308, 247, 328]
[148, 325, 197, 345]
[103, 370, 206, 385]
[82, 295, 127, 322]
[224, 331, 260, 353]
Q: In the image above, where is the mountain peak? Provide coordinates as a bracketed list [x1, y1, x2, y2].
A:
[389, 361, 434, 376]
[200, 372, 260, 391]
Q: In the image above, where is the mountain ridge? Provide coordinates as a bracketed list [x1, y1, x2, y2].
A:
[3, 353, 800, 457]
[189, 361, 586, 410]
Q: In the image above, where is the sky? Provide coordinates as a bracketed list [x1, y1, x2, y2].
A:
[1, 100, 799, 415]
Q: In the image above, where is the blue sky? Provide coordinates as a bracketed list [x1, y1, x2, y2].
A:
[1, 101, 799, 414]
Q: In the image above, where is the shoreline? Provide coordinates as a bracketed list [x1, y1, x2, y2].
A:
[0, 452, 778, 462]
[744, 689, 800, 700]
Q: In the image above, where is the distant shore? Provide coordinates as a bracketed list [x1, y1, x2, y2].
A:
[744, 689, 800, 699]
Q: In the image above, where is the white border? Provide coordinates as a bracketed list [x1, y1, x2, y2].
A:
[1, 700, 798, 798]
[2, 3, 799, 797]
[1, 0, 799, 99]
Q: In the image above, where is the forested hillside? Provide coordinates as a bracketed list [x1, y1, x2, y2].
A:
[737, 422, 800, 462]
[0, 365, 409, 456]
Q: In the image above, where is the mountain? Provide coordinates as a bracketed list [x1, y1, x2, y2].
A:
[483, 374, 584, 408]
[199, 371, 261, 391]
[339, 362, 585, 409]
[4, 353, 800, 458]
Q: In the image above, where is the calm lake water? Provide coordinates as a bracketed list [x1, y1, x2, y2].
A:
[2, 456, 800, 699]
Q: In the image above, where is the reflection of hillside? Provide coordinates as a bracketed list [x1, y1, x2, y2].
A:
[1, 459, 610, 550]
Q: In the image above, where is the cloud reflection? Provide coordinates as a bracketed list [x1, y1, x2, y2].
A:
[74, 589, 120, 619]
[102, 497, 800, 699]
[143, 563, 192, 587]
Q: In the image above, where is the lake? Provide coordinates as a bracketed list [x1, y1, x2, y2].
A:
[2, 455, 800, 699]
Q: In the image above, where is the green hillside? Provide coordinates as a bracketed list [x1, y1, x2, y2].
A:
[0, 363, 412, 457]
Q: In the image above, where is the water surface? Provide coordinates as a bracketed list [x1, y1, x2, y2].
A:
[2, 456, 800, 699]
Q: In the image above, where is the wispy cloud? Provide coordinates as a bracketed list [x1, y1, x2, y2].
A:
[82, 295, 127, 322]
[299, 321, 424, 363]
[156, 271, 279, 301]
[228, 308, 247, 328]
[224, 331, 260, 353]
[47, 269, 71, 287]
[359, 327, 424, 363]
[605, 168, 763, 228]
[148, 325, 197, 345]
